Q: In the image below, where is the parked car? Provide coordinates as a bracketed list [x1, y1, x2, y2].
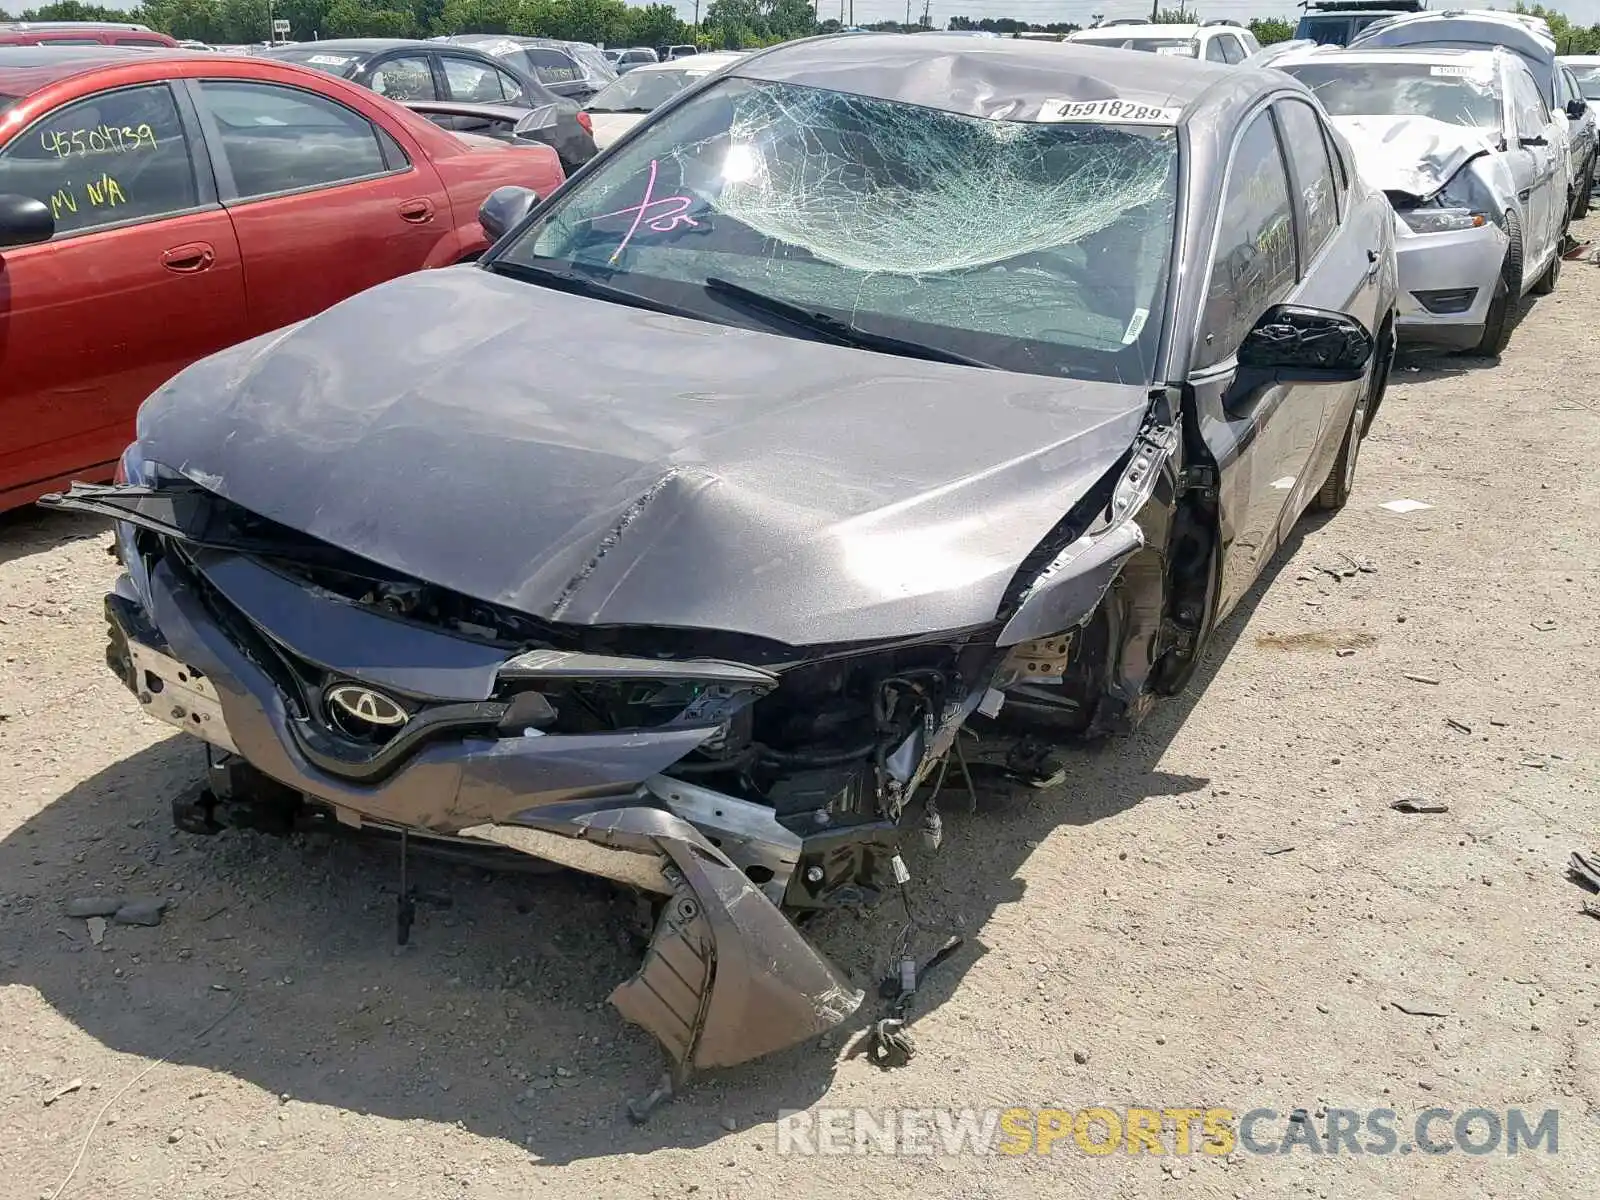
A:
[1275, 46, 1566, 354]
[1556, 62, 1596, 217]
[0, 21, 177, 48]
[403, 97, 597, 175]
[581, 52, 745, 148]
[440, 34, 617, 102]
[1293, 0, 1424, 47]
[664, 44, 699, 60]
[1068, 20, 1260, 64]
[1561, 53, 1600, 119]
[44, 35, 1396, 1082]
[0, 46, 563, 511]
[613, 46, 659, 74]
[261, 39, 600, 174]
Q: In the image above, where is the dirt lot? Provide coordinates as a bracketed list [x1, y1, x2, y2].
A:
[2, 221, 1598, 1200]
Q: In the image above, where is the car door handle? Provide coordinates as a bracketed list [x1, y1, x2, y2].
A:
[161, 242, 214, 273]
[398, 199, 435, 223]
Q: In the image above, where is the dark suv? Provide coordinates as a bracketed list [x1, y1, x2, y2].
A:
[1294, 0, 1425, 46]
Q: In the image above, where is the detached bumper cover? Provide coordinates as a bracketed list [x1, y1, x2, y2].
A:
[103, 557, 861, 1073]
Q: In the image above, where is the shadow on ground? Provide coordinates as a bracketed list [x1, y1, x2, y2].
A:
[0, 506, 109, 570]
[0, 529, 1308, 1164]
[1390, 296, 1538, 384]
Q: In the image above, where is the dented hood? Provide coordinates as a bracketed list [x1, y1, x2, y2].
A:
[136, 268, 1150, 647]
[1329, 114, 1495, 202]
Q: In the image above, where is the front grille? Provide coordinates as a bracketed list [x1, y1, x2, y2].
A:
[1412, 287, 1477, 315]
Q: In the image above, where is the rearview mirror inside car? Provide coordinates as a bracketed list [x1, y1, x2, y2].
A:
[478, 186, 540, 243]
[0, 194, 54, 250]
[1236, 304, 1374, 385]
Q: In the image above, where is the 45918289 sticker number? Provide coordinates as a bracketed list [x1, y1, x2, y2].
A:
[1039, 98, 1183, 125]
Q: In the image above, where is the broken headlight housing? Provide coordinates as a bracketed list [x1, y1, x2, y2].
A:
[1397, 207, 1489, 234]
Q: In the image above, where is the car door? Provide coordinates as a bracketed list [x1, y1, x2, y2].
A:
[0, 80, 246, 504]
[353, 51, 439, 102]
[437, 50, 525, 104]
[1508, 66, 1560, 279]
[1270, 97, 1381, 543]
[1188, 103, 1334, 615]
[185, 77, 452, 336]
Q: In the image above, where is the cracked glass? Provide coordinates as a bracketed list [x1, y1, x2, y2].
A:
[1282, 61, 1501, 132]
[499, 77, 1179, 384]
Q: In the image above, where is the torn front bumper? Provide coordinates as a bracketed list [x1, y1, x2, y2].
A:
[1393, 219, 1508, 349]
[102, 555, 862, 1075]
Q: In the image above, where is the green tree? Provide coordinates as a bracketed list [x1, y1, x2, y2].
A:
[618, 2, 683, 47]
[1152, 6, 1197, 22]
[323, 0, 417, 36]
[1248, 16, 1294, 45]
[19, 1, 139, 18]
[144, 0, 226, 40]
[435, 0, 518, 33]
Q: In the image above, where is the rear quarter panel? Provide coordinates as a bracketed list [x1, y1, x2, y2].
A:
[425, 137, 564, 258]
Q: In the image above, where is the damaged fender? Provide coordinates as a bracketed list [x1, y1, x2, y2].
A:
[460, 806, 862, 1075]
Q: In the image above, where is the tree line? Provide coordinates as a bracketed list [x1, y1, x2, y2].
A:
[6, 0, 1599, 54]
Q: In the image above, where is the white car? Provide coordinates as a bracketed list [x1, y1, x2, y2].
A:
[1563, 54, 1600, 118]
[1276, 45, 1567, 355]
[1067, 20, 1259, 64]
[581, 51, 744, 149]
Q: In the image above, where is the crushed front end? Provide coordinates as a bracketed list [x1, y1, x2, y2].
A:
[51, 400, 1181, 1084]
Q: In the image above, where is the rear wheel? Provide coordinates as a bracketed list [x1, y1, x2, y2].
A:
[1576, 157, 1593, 219]
[1313, 360, 1375, 512]
[1468, 210, 1520, 357]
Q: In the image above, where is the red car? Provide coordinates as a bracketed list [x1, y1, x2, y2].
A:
[0, 47, 565, 510]
[0, 22, 178, 49]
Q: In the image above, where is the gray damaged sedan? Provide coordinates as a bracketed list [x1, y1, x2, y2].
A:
[46, 35, 1398, 1088]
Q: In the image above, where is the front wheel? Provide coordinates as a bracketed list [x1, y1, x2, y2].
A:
[1531, 240, 1561, 295]
[1469, 212, 1520, 357]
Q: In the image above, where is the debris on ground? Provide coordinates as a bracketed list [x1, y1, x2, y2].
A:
[110, 898, 166, 927]
[1530, 619, 1558, 632]
[1379, 499, 1434, 514]
[85, 917, 106, 946]
[1390, 798, 1449, 814]
[42, 1079, 83, 1107]
[1391, 1000, 1452, 1017]
[1263, 845, 1297, 856]
[64, 897, 123, 919]
[1569, 851, 1600, 892]
[1444, 718, 1472, 734]
[1402, 673, 1441, 685]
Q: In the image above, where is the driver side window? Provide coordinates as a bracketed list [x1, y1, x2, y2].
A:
[1509, 68, 1549, 140]
[0, 83, 199, 238]
[1196, 108, 1298, 370]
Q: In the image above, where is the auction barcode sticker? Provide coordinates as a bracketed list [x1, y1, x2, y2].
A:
[1430, 64, 1485, 77]
[1040, 98, 1183, 124]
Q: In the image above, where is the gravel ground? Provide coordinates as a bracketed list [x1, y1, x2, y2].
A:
[2, 220, 1597, 1200]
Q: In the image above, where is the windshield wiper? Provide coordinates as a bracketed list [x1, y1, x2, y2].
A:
[590, 105, 653, 113]
[702, 276, 995, 369]
[482, 259, 696, 318]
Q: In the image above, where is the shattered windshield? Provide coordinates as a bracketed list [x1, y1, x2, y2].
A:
[586, 68, 702, 113]
[1282, 62, 1501, 131]
[497, 78, 1178, 384]
[1081, 37, 1198, 56]
[1571, 65, 1600, 99]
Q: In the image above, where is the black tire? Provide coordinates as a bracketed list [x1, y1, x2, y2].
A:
[1313, 360, 1375, 512]
[1468, 211, 1520, 357]
[1577, 157, 1593, 219]
[1531, 237, 1561, 295]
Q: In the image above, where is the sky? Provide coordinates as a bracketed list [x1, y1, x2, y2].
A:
[88, 0, 1600, 37]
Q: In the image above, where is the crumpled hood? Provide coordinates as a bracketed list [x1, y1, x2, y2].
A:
[1329, 114, 1495, 202]
[136, 268, 1150, 647]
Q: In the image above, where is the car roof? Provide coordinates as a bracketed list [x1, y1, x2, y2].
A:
[0, 44, 202, 93]
[731, 33, 1274, 123]
[1280, 45, 1503, 67]
[623, 51, 743, 75]
[1351, 9, 1556, 54]
[1073, 23, 1200, 38]
[266, 38, 437, 53]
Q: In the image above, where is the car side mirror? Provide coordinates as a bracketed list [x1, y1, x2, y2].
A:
[1567, 98, 1588, 120]
[0, 193, 54, 250]
[1519, 132, 1548, 146]
[1233, 304, 1374, 394]
[478, 185, 540, 243]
